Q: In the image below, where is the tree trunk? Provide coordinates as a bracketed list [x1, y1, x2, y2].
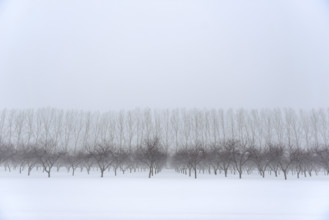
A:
[308, 171, 312, 177]
[148, 167, 152, 178]
[283, 171, 287, 180]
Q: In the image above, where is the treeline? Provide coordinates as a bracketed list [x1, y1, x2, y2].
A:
[1, 108, 329, 179]
[0, 138, 167, 178]
[172, 140, 329, 179]
[1, 137, 329, 179]
[1, 108, 329, 150]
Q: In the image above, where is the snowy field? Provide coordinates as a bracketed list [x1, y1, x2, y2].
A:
[0, 169, 329, 220]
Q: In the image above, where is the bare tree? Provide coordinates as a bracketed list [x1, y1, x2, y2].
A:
[300, 110, 311, 148]
[23, 146, 39, 176]
[229, 140, 250, 179]
[117, 110, 126, 148]
[170, 109, 180, 151]
[81, 151, 94, 174]
[72, 111, 84, 152]
[248, 146, 269, 178]
[63, 150, 83, 176]
[90, 143, 114, 178]
[0, 142, 16, 168]
[112, 147, 129, 176]
[318, 109, 329, 146]
[209, 142, 231, 177]
[314, 145, 329, 175]
[135, 137, 166, 178]
[36, 140, 63, 178]
[25, 110, 35, 146]
[0, 109, 7, 143]
[162, 109, 172, 153]
[14, 110, 25, 147]
[173, 143, 205, 179]
[126, 110, 136, 151]
[279, 147, 293, 180]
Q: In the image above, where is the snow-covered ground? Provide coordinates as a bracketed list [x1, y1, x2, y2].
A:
[0, 169, 329, 220]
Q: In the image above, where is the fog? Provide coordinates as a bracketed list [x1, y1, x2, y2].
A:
[0, 0, 329, 110]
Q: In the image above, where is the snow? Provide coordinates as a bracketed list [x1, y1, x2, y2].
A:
[0, 169, 329, 220]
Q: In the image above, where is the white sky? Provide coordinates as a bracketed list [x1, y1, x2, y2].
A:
[0, 0, 329, 111]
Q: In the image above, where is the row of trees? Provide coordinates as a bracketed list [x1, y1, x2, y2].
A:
[1, 108, 329, 179]
[172, 140, 329, 179]
[0, 138, 167, 178]
[1, 137, 329, 179]
[1, 108, 329, 151]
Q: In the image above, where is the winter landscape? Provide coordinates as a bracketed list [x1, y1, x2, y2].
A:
[1, 0, 329, 219]
[1, 108, 329, 220]
[1, 169, 329, 220]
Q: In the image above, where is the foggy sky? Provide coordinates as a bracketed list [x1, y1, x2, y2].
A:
[0, 0, 329, 111]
